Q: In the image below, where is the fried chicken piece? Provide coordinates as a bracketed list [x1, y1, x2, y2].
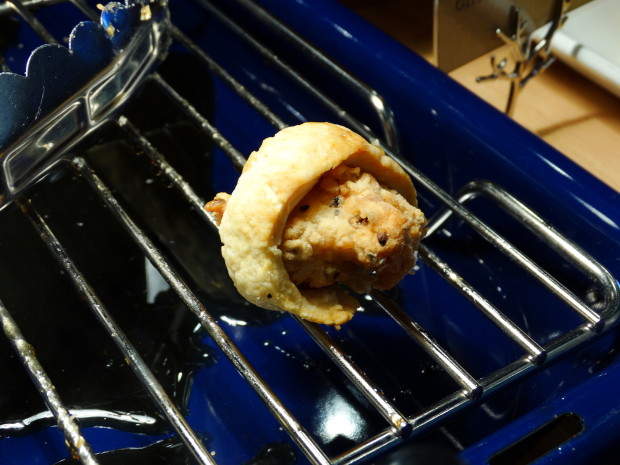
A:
[212, 122, 426, 325]
[281, 164, 425, 294]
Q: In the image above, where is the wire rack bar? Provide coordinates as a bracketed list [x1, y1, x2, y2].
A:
[424, 180, 618, 329]
[193, 0, 379, 145]
[403, 317, 600, 442]
[117, 109, 412, 440]
[418, 244, 547, 364]
[227, 0, 399, 150]
[370, 290, 482, 399]
[116, 115, 219, 222]
[71, 156, 333, 465]
[2, 0, 58, 44]
[404, 158, 605, 326]
[22, 202, 218, 465]
[170, 26, 287, 131]
[333, 315, 599, 465]
[147, 74, 247, 171]
[463, 181, 617, 319]
[69, 0, 98, 21]
[0, 0, 62, 15]
[294, 317, 412, 437]
[0, 289, 99, 465]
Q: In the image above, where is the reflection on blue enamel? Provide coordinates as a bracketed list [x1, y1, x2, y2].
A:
[333, 24, 354, 40]
[370, 94, 384, 109]
[220, 315, 249, 326]
[539, 155, 574, 180]
[316, 391, 365, 444]
[145, 257, 170, 304]
[0, 409, 157, 432]
[573, 194, 620, 230]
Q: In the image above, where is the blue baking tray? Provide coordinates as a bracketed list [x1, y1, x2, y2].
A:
[0, 0, 619, 464]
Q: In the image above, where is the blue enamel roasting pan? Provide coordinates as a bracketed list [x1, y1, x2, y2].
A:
[0, 0, 619, 464]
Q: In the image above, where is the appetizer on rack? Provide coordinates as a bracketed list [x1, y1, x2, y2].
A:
[206, 122, 426, 325]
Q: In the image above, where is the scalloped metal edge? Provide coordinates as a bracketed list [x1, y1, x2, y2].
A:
[0, 0, 170, 209]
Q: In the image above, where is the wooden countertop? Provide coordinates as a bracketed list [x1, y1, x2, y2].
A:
[342, 0, 620, 193]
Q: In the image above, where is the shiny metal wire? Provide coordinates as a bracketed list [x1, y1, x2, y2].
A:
[114, 116, 414, 450]
[425, 180, 618, 330]
[1, 0, 58, 43]
[0, 283, 100, 465]
[22, 201, 218, 465]
[224, 0, 399, 151]
[72, 155, 334, 465]
[1, 0, 620, 464]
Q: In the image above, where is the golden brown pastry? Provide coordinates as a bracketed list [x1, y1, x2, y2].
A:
[206, 122, 426, 326]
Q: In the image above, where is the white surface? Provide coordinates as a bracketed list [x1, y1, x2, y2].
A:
[533, 0, 620, 97]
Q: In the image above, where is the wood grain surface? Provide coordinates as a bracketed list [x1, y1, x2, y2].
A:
[342, 0, 620, 192]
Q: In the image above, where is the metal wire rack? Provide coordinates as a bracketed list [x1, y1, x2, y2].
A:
[0, 0, 619, 464]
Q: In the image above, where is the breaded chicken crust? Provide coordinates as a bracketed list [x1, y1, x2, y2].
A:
[282, 164, 425, 294]
[211, 122, 425, 325]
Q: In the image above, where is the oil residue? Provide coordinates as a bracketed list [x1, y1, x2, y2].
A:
[0, 154, 217, 436]
[0, 66, 278, 449]
[53, 437, 195, 465]
[52, 439, 295, 465]
[0, 60, 284, 454]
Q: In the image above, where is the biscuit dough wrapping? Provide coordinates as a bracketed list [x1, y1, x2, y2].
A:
[214, 122, 425, 325]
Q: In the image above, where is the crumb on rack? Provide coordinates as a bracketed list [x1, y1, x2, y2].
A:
[205, 193, 231, 226]
[140, 4, 152, 21]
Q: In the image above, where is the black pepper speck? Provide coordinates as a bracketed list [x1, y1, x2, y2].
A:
[378, 231, 388, 246]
